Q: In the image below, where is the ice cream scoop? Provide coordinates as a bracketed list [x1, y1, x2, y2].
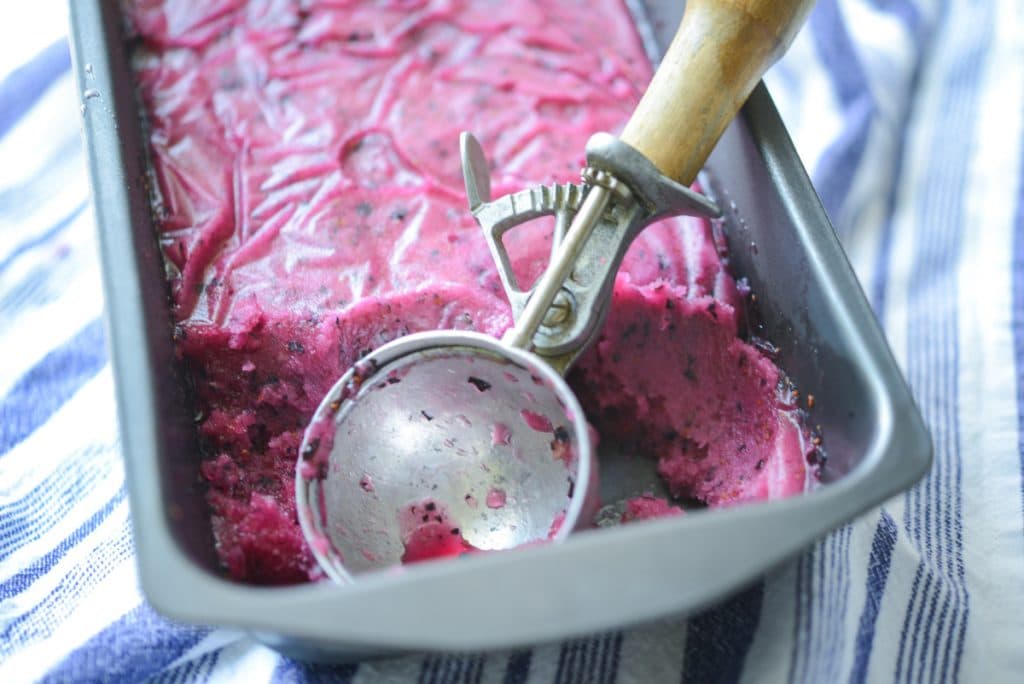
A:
[296, 0, 816, 582]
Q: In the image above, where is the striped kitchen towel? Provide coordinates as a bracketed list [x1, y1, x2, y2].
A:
[1, 0, 1022, 681]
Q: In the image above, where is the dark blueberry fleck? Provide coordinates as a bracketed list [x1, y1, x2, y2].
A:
[755, 459, 765, 470]
[421, 410, 434, 421]
[567, 478, 575, 498]
[665, 299, 674, 310]
[391, 208, 408, 221]
[553, 426, 570, 443]
[451, 528, 460, 535]
[287, 340, 305, 353]
[738, 443, 747, 452]
[706, 302, 718, 320]
[434, 515, 443, 523]
[387, 376, 401, 385]
[355, 201, 373, 216]
[247, 423, 270, 452]
[684, 355, 698, 382]
[301, 437, 321, 461]
[467, 376, 491, 392]
[425, 502, 436, 512]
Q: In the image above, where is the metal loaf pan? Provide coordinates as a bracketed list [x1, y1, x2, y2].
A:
[69, 0, 931, 661]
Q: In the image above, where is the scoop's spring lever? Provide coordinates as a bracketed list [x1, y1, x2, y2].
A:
[461, 132, 721, 374]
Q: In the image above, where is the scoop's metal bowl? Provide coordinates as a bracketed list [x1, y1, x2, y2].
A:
[296, 331, 598, 583]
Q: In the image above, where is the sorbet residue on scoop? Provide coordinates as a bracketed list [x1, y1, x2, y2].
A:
[399, 499, 477, 564]
[126, 0, 818, 584]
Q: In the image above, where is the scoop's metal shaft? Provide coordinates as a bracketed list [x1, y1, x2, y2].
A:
[502, 185, 611, 350]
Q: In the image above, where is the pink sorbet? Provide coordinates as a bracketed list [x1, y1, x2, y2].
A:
[621, 495, 684, 524]
[398, 499, 477, 564]
[125, 0, 817, 584]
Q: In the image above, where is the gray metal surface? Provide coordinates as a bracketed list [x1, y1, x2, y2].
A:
[69, 0, 931, 660]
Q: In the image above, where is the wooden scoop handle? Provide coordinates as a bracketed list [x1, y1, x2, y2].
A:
[620, 0, 815, 185]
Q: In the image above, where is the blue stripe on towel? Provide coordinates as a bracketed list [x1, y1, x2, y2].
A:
[503, 649, 532, 684]
[0, 318, 107, 457]
[41, 604, 209, 684]
[1016, 40, 1024, 543]
[0, 201, 86, 277]
[0, 487, 126, 599]
[0, 40, 70, 140]
[849, 511, 897, 684]
[681, 581, 764, 684]
[272, 658, 359, 683]
[808, 0, 875, 226]
[0, 443, 114, 560]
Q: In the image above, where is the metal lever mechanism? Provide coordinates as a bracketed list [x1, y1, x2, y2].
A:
[461, 132, 721, 374]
